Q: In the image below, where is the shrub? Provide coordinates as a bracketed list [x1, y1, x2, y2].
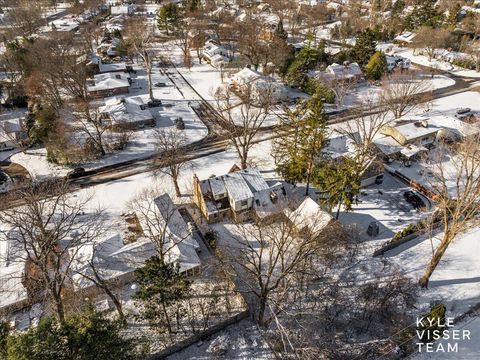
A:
[204, 231, 217, 250]
[393, 223, 416, 240]
[366, 52, 387, 80]
[175, 117, 185, 130]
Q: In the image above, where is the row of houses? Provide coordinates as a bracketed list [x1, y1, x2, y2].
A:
[0, 193, 201, 316]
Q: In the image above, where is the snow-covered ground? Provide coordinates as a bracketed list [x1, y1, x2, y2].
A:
[166, 319, 274, 360]
[342, 73, 455, 108]
[385, 44, 480, 79]
[387, 226, 480, 318]
[6, 60, 208, 179]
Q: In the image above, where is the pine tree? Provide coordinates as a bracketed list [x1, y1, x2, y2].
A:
[157, 3, 178, 35]
[351, 29, 377, 67]
[365, 51, 387, 80]
[313, 157, 361, 219]
[273, 96, 329, 195]
[275, 19, 288, 40]
[5, 309, 135, 360]
[133, 256, 190, 335]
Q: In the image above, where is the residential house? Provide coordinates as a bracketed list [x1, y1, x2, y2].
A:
[394, 31, 417, 45]
[98, 62, 127, 74]
[0, 118, 25, 151]
[286, 197, 334, 238]
[72, 194, 201, 296]
[111, 4, 136, 15]
[374, 120, 440, 159]
[202, 40, 230, 67]
[193, 168, 287, 223]
[230, 66, 289, 103]
[87, 72, 130, 98]
[99, 96, 155, 130]
[323, 62, 363, 81]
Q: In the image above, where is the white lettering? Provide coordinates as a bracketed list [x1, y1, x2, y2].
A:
[447, 343, 458, 352]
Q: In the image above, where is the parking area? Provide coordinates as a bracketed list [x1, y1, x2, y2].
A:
[337, 173, 432, 246]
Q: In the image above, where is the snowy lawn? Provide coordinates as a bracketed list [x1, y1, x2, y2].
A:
[386, 226, 480, 318]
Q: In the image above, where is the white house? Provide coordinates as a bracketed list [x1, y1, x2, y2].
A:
[202, 40, 230, 66]
[230, 67, 289, 103]
[394, 31, 417, 44]
[98, 62, 127, 74]
[87, 72, 130, 98]
[0, 118, 24, 151]
[99, 96, 154, 129]
[111, 4, 136, 16]
[324, 62, 363, 81]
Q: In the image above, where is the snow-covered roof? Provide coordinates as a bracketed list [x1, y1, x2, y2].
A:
[99, 96, 153, 125]
[0, 118, 22, 143]
[326, 63, 363, 79]
[88, 72, 130, 92]
[98, 62, 127, 73]
[287, 197, 333, 235]
[391, 123, 439, 142]
[224, 173, 254, 202]
[373, 136, 404, 156]
[231, 67, 263, 86]
[394, 32, 416, 43]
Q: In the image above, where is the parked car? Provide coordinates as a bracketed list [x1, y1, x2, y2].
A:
[67, 167, 86, 179]
[147, 99, 162, 108]
[403, 190, 425, 210]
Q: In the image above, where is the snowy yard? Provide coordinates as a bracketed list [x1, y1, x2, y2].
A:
[337, 173, 431, 247]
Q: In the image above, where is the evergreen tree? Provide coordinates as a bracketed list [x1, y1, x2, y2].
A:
[5, 309, 135, 360]
[275, 19, 288, 40]
[313, 157, 361, 219]
[133, 256, 190, 335]
[350, 29, 377, 67]
[157, 3, 178, 35]
[404, 1, 443, 30]
[365, 51, 387, 80]
[273, 96, 329, 195]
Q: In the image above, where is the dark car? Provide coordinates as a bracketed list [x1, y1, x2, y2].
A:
[147, 99, 162, 108]
[67, 167, 86, 179]
[403, 190, 426, 210]
[155, 82, 167, 87]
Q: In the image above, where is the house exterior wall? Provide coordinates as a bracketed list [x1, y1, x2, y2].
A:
[89, 86, 129, 99]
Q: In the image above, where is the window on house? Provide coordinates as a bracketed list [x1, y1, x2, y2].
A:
[240, 200, 248, 207]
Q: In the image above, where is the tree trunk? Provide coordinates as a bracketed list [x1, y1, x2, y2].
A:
[104, 286, 125, 324]
[335, 198, 343, 220]
[257, 296, 267, 327]
[418, 234, 451, 288]
[161, 302, 173, 338]
[54, 294, 66, 325]
[147, 64, 154, 102]
[173, 177, 181, 197]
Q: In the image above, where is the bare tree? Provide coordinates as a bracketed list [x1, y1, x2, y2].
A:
[123, 17, 156, 102]
[413, 26, 453, 61]
[336, 101, 393, 175]
[5, 0, 45, 39]
[129, 189, 191, 265]
[214, 83, 273, 169]
[154, 128, 189, 197]
[323, 74, 357, 108]
[380, 72, 431, 119]
[73, 245, 125, 323]
[220, 209, 343, 327]
[71, 103, 108, 157]
[0, 180, 103, 324]
[418, 136, 480, 287]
